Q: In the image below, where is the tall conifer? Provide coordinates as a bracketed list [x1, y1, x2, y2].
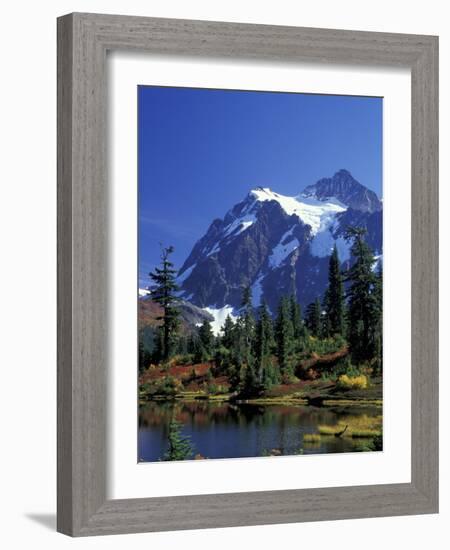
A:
[306, 298, 322, 337]
[290, 296, 304, 340]
[325, 244, 345, 335]
[221, 314, 235, 350]
[198, 319, 214, 360]
[163, 419, 194, 461]
[370, 265, 383, 373]
[240, 286, 257, 392]
[149, 246, 180, 360]
[255, 300, 274, 385]
[275, 296, 295, 376]
[344, 227, 378, 363]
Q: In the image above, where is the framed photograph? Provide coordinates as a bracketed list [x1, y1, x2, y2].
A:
[57, 13, 438, 536]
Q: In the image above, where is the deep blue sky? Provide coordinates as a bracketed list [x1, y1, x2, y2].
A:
[138, 86, 382, 286]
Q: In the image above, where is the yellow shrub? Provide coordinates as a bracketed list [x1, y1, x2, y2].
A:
[336, 374, 368, 390]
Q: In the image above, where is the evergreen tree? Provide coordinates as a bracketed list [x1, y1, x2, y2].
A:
[241, 287, 256, 360]
[189, 332, 205, 364]
[275, 296, 295, 376]
[255, 300, 275, 387]
[240, 286, 257, 393]
[214, 344, 233, 377]
[370, 265, 383, 373]
[324, 244, 346, 336]
[214, 314, 235, 376]
[306, 298, 322, 337]
[187, 332, 199, 355]
[163, 419, 194, 461]
[290, 296, 302, 338]
[344, 227, 379, 363]
[221, 314, 235, 350]
[149, 246, 180, 361]
[228, 316, 246, 391]
[138, 340, 150, 373]
[198, 319, 214, 360]
[290, 295, 306, 350]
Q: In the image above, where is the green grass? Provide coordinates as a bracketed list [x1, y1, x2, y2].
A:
[350, 429, 381, 438]
[323, 398, 382, 407]
[207, 394, 231, 401]
[317, 414, 382, 438]
[243, 396, 308, 406]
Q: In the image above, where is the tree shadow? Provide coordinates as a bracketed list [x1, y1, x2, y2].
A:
[25, 513, 56, 531]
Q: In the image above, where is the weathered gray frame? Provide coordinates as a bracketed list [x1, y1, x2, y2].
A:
[57, 12, 439, 537]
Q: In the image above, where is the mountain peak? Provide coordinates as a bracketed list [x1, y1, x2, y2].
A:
[336, 168, 352, 177]
[177, 171, 382, 313]
[249, 186, 274, 199]
[301, 170, 381, 213]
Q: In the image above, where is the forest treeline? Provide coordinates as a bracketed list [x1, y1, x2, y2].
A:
[140, 227, 382, 397]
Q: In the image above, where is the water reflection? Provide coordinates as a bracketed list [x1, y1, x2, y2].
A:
[138, 400, 380, 462]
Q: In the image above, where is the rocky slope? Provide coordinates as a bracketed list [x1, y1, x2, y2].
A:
[177, 169, 382, 314]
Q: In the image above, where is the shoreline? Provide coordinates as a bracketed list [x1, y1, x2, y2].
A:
[140, 392, 382, 408]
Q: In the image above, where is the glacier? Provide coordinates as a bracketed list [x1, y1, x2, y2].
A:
[250, 187, 346, 235]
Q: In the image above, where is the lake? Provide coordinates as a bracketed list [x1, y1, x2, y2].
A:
[138, 400, 381, 461]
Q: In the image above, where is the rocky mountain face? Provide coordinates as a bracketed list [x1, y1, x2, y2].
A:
[177, 169, 382, 315]
[302, 169, 382, 213]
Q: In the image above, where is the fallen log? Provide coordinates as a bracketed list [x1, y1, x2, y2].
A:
[297, 345, 349, 376]
[334, 424, 348, 438]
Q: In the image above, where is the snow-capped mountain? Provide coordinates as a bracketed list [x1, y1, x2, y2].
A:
[177, 169, 382, 314]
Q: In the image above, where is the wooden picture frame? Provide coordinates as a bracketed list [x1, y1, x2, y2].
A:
[57, 12, 438, 536]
